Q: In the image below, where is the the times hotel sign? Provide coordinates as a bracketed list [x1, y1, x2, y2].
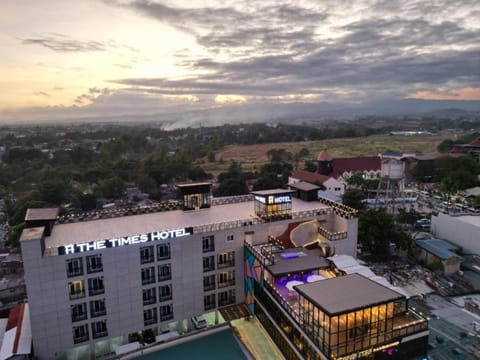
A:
[58, 227, 193, 255]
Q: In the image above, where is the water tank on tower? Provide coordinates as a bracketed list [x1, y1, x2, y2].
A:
[375, 153, 406, 214]
[381, 158, 404, 180]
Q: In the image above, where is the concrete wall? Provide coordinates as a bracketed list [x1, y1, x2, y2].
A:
[431, 213, 480, 254]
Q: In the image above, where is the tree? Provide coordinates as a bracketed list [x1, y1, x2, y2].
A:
[358, 209, 412, 262]
[342, 188, 366, 211]
[96, 177, 126, 199]
[303, 160, 317, 172]
[7, 223, 25, 249]
[215, 161, 249, 196]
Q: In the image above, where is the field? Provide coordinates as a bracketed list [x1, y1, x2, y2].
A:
[202, 133, 452, 174]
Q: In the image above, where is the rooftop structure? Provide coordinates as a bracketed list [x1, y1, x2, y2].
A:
[296, 273, 403, 315]
[24, 208, 59, 221]
[246, 239, 428, 360]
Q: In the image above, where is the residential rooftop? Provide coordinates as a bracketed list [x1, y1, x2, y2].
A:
[296, 273, 403, 315]
[416, 239, 461, 260]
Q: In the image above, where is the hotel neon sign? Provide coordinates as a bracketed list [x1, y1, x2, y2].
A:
[58, 227, 193, 255]
[254, 194, 292, 205]
[334, 341, 400, 360]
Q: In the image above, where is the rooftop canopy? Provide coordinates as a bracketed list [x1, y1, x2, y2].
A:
[296, 273, 403, 315]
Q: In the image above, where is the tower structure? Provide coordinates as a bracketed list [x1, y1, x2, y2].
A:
[375, 152, 406, 214]
[316, 149, 333, 175]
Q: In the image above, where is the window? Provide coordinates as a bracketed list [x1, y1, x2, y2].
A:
[92, 320, 108, 339]
[69, 280, 85, 300]
[203, 274, 216, 291]
[66, 258, 83, 277]
[159, 284, 172, 302]
[218, 251, 235, 269]
[90, 299, 106, 318]
[202, 235, 215, 252]
[203, 256, 215, 272]
[141, 267, 155, 285]
[71, 303, 87, 322]
[140, 246, 154, 264]
[226, 234, 234, 242]
[157, 243, 171, 260]
[86, 255, 103, 273]
[218, 271, 235, 288]
[204, 294, 216, 311]
[158, 264, 171, 282]
[88, 277, 104, 296]
[160, 304, 173, 322]
[73, 324, 89, 344]
[143, 288, 157, 306]
[218, 289, 236, 307]
[144, 308, 157, 326]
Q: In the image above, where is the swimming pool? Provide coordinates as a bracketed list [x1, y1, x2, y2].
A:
[134, 328, 248, 360]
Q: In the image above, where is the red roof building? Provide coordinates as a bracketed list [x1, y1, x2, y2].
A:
[0, 303, 32, 360]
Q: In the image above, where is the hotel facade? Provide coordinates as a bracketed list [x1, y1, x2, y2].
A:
[20, 185, 427, 359]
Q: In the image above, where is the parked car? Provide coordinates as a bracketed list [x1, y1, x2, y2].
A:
[191, 315, 207, 329]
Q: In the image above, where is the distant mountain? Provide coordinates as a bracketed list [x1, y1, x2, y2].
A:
[2, 98, 479, 129]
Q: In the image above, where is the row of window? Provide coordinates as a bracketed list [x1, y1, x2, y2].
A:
[203, 251, 235, 272]
[141, 264, 171, 285]
[73, 321, 107, 344]
[203, 290, 237, 311]
[142, 285, 172, 305]
[69, 277, 104, 300]
[140, 243, 171, 264]
[143, 304, 174, 326]
[203, 271, 235, 291]
[66, 255, 103, 277]
[143, 289, 237, 326]
[71, 299, 106, 322]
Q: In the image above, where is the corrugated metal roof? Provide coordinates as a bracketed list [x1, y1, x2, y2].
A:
[416, 239, 461, 260]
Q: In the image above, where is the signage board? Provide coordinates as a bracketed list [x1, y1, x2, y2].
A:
[58, 227, 193, 255]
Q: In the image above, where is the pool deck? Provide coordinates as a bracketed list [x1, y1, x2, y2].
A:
[232, 317, 285, 360]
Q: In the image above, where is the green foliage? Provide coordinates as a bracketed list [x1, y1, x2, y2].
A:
[215, 161, 249, 196]
[411, 156, 480, 192]
[8, 199, 45, 226]
[437, 132, 480, 153]
[96, 177, 126, 199]
[473, 196, 480, 208]
[303, 160, 317, 172]
[359, 208, 412, 262]
[342, 188, 366, 211]
[7, 223, 25, 249]
[395, 208, 420, 225]
[425, 261, 444, 273]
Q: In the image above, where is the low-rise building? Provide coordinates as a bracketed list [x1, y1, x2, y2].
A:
[414, 239, 462, 275]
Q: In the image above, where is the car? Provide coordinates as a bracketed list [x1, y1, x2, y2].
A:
[191, 315, 207, 329]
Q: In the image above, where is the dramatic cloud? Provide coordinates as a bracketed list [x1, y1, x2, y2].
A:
[1, 0, 479, 123]
[74, 87, 112, 105]
[106, 0, 480, 102]
[21, 33, 138, 53]
[33, 91, 50, 97]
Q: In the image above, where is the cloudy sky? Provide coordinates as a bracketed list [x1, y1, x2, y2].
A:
[1, 0, 479, 122]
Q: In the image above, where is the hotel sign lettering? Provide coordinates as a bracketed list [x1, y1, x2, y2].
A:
[58, 227, 193, 255]
[254, 194, 292, 205]
[334, 341, 400, 360]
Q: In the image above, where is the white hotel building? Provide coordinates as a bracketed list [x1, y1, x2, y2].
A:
[20, 184, 361, 359]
